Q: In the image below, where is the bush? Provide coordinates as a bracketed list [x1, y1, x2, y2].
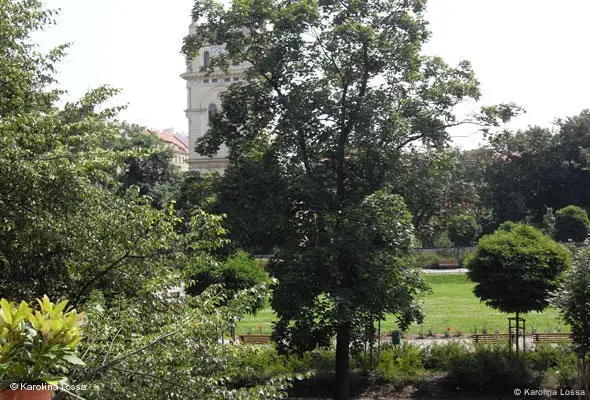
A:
[228, 347, 335, 388]
[555, 205, 590, 242]
[187, 251, 270, 311]
[527, 342, 574, 372]
[447, 215, 479, 247]
[459, 250, 473, 267]
[422, 341, 470, 370]
[415, 252, 440, 268]
[447, 344, 533, 392]
[369, 345, 424, 384]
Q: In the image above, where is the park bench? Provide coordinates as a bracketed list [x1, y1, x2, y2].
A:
[239, 334, 271, 344]
[532, 333, 572, 343]
[472, 333, 510, 344]
[438, 257, 459, 268]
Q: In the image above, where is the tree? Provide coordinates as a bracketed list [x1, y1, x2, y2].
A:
[184, 1, 519, 398]
[482, 127, 563, 224]
[555, 205, 590, 242]
[61, 284, 294, 400]
[112, 122, 183, 208]
[466, 222, 570, 349]
[447, 214, 479, 247]
[0, 2, 297, 398]
[385, 148, 479, 247]
[479, 112, 590, 226]
[186, 251, 270, 312]
[213, 149, 290, 253]
[554, 247, 590, 395]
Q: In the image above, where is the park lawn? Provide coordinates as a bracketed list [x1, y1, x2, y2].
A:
[236, 273, 567, 335]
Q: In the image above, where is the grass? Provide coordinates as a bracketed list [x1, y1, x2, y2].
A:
[236, 273, 567, 335]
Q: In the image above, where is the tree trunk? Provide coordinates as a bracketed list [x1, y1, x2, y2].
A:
[516, 311, 520, 354]
[335, 322, 351, 400]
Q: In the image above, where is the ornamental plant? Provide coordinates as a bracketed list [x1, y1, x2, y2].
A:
[0, 296, 85, 387]
[555, 205, 590, 242]
[466, 222, 570, 318]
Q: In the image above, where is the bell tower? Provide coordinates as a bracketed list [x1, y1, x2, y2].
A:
[181, 21, 248, 173]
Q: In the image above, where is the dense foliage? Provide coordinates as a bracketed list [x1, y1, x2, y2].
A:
[466, 223, 570, 316]
[446, 214, 479, 247]
[113, 122, 183, 208]
[554, 248, 590, 394]
[183, 0, 518, 397]
[0, 297, 85, 387]
[555, 205, 590, 242]
[0, 1, 296, 398]
[186, 251, 270, 312]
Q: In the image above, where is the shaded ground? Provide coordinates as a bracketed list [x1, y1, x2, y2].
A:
[289, 371, 519, 400]
[358, 373, 515, 400]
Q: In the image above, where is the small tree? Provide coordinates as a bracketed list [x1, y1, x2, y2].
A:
[466, 222, 570, 350]
[555, 205, 590, 242]
[554, 247, 590, 394]
[187, 251, 270, 313]
[447, 214, 479, 247]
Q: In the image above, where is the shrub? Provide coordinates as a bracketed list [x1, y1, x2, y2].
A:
[415, 252, 440, 268]
[422, 341, 470, 370]
[0, 297, 85, 386]
[555, 205, 590, 242]
[372, 345, 424, 384]
[447, 344, 533, 392]
[228, 347, 335, 388]
[459, 250, 473, 267]
[187, 251, 270, 311]
[447, 215, 479, 247]
[527, 342, 573, 372]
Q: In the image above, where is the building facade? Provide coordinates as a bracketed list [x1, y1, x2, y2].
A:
[181, 21, 249, 173]
[145, 128, 189, 172]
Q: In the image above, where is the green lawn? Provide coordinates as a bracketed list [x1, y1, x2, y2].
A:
[236, 273, 567, 335]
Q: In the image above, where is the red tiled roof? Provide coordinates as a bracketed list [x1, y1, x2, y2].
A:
[145, 129, 189, 154]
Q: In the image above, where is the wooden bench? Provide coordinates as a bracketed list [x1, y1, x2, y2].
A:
[439, 258, 459, 268]
[533, 333, 572, 343]
[239, 334, 271, 344]
[472, 333, 511, 344]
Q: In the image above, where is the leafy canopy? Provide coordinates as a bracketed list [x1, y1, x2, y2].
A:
[447, 214, 479, 247]
[555, 205, 590, 242]
[184, 0, 519, 398]
[554, 248, 590, 360]
[466, 222, 570, 314]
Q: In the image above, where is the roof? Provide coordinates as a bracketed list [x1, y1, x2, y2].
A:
[145, 129, 189, 154]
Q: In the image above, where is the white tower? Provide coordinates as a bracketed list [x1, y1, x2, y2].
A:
[181, 21, 248, 173]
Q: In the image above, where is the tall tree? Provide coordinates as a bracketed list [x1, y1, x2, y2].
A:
[184, 1, 518, 397]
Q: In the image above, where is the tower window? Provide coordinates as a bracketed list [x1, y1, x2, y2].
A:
[225, 78, 231, 82]
[233, 77, 240, 81]
[212, 79, 218, 83]
[203, 79, 209, 83]
[203, 51, 211, 67]
[208, 103, 218, 121]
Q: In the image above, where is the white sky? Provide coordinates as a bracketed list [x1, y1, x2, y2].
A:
[37, 0, 590, 149]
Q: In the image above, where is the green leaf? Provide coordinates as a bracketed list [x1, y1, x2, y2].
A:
[62, 354, 85, 366]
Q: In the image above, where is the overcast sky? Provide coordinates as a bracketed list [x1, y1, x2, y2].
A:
[37, 0, 590, 149]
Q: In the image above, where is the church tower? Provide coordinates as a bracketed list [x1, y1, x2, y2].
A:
[181, 21, 248, 173]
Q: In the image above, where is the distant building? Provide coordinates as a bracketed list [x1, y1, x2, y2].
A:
[146, 128, 189, 172]
[180, 21, 249, 173]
